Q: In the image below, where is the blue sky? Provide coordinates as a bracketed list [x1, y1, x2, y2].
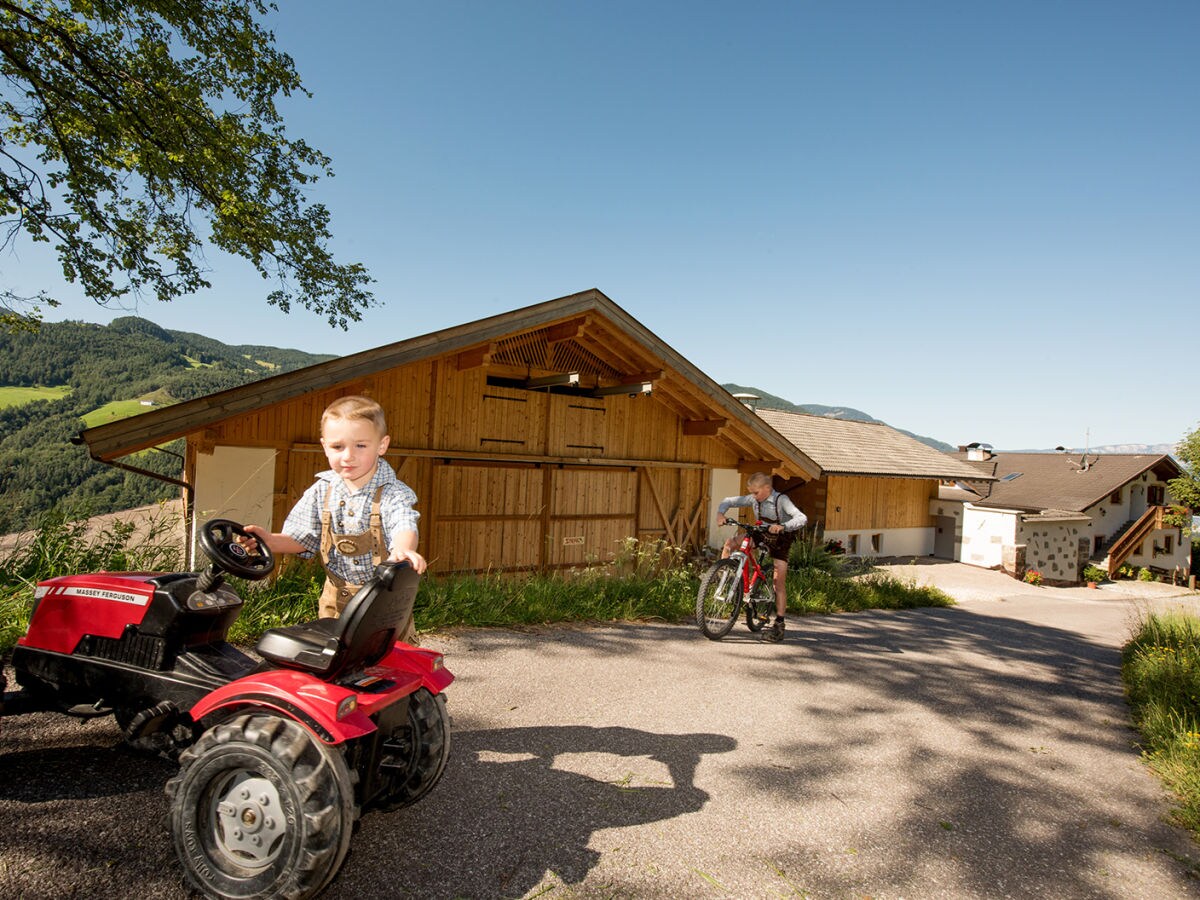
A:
[17, 1, 1199, 450]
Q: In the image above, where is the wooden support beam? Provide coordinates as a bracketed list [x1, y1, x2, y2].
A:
[546, 318, 587, 343]
[455, 343, 494, 371]
[682, 418, 727, 436]
[738, 460, 782, 474]
[641, 469, 678, 545]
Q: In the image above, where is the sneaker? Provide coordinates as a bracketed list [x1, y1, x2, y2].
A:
[763, 618, 786, 642]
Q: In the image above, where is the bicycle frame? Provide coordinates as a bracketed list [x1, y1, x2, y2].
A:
[729, 534, 770, 597]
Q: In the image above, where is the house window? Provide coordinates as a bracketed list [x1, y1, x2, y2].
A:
[1094, 535, 1104, 555]
[1110, 489, 1122, 505]
[1135, 542, 1144, 556]
[848, 534, 860, 555]
[1148, 485, 1165, 506]
[871, 533, 882, 553]
[1164, 535, 1174, 554]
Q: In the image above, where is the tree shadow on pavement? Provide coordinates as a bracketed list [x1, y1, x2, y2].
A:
[334, 724, 736, 899]
[730, 605, 1200, 897]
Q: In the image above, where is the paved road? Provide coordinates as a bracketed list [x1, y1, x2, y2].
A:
[2, 563, 1199, 898]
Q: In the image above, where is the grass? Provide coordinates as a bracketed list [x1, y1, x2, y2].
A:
[1122, 611, 1200, 839]
[0, 384, 71, 409]
[0, 517, 953, 655]
[81, 398, 155, 427]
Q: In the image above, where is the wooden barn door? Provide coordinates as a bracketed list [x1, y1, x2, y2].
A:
[428, 460, 543, 573]
[545, 466, 638, 568]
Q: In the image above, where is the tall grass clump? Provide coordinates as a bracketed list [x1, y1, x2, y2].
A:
[415, 538, 699, 631]
[785, 530, 953, 613]
[1, 505, 184, 651]
[787, 567, 953, 615]
[1122, 611, 1200, 837]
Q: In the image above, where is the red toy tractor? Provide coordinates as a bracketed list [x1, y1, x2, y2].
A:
[0, 519, 452, 898]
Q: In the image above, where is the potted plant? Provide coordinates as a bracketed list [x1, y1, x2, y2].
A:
[1082, 564, 1107, 588]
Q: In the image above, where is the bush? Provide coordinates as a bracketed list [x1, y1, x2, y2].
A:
[1082, 564, 1108, 584]
[1139, 567, 1157, 582]
[1023, 569, 1043, 585]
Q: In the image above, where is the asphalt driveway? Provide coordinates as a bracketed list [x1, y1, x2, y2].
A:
[2, 563, 1199, 898]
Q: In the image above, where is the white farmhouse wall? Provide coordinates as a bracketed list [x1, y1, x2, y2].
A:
[708, 468, 743, 549]
[961, 505, 1017, 569]
[192, 446, 277, 560]
[821, 527, 933, 558]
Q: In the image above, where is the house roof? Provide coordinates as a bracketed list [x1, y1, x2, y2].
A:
[755, 408, 992, 481]
[77, 289, 821, 481]
[950, 451, 1181, 513]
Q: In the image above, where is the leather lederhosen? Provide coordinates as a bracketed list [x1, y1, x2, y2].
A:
[317, 485, 418, 645]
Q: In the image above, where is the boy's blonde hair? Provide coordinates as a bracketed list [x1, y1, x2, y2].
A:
[746, 472, 773, 489]
[321, 395, 387, 436]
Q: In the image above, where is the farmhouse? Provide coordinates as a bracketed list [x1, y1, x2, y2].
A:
[77, 290, 820, 573]
[751, 409, 990, 558]
[941, 445, 1189, 583]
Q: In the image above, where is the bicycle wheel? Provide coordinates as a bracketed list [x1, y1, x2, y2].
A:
[697, 558, 742, 640]
[745, 578, 773, 632]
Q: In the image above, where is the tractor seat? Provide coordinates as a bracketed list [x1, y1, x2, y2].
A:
[255, 562, 420, 679]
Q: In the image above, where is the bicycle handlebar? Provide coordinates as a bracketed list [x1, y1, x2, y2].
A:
[719, 521, 774, 533]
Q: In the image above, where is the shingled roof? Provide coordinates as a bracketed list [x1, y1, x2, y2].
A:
[951, 451, 1181, 513]
[756, 409, 990, 481]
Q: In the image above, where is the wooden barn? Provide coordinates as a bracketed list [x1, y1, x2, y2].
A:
[78, 290, 819, 573]
[755, 409, 992, 559]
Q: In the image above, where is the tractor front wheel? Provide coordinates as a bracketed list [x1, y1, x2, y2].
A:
[166, 714, 355, 899]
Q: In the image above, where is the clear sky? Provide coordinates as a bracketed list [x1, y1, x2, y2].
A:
[16, 1, 1199, 451]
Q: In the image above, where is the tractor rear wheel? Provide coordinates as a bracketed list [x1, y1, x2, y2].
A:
[376, 688, 451, 811]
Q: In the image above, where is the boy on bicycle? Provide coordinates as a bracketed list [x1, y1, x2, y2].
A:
[716, 472, 807, 642]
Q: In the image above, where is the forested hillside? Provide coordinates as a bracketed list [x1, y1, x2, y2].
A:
[0, 317, 334, 533]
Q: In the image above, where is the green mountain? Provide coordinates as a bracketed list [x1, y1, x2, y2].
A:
[0, 317, 335, 534]
[721, 384, 956, 452]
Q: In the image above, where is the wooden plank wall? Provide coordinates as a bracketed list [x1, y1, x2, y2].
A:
[824, 475, 937, 530]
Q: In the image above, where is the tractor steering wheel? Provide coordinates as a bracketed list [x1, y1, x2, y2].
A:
[198, 519, 275, 581]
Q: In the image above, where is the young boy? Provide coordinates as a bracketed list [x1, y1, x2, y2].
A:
[716, 472, 807, 643]
[244, 395, 426, 636]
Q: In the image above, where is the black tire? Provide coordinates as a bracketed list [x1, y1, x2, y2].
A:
[166, 714, 355, 900]
[697, 558, 742, 640]
[376, 688, 451, 811]
[745, 566, 775, 632]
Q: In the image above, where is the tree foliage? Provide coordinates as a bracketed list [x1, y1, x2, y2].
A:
[0, 0, 373, 328]
[1169, 423, 1200, 519]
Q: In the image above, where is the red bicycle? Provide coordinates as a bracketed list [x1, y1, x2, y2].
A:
[696, 522, 776, 640]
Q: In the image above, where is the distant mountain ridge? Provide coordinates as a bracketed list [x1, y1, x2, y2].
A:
[721, 384, 956, 452]
[1014, 443, 1177, 456]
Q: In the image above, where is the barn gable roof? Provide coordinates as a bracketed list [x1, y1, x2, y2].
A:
[77, 289, 821, 480]
[756, 408, 992, 481]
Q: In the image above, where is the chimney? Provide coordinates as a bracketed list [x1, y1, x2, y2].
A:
[961, 441, 994, 461]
